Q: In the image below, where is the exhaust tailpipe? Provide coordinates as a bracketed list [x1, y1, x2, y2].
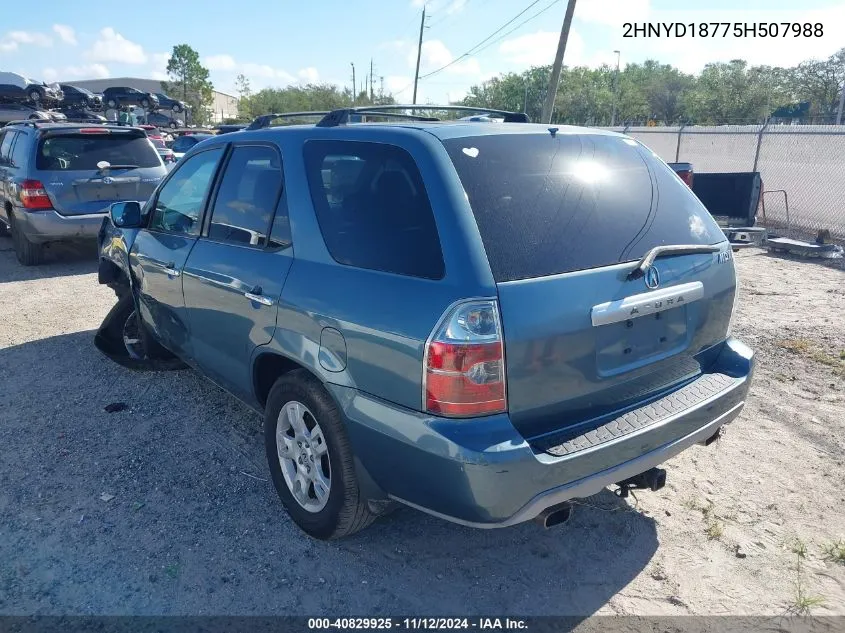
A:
[534, 503, 573, 529]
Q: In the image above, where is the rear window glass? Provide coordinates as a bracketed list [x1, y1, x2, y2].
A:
[304, 140, 444, 280]
[36, 133, 160, 170]
[443, 133, 723, 282]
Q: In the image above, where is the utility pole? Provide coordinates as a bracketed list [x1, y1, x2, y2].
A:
[837, 70, 845, 125]
[540, 0, 577, 124]
[370, 59, 375, 101]
[380, 76, 385, 99]
[351, 62, 356, 105]
[412, 6, 426, 105]
[610, 50, 621, 126]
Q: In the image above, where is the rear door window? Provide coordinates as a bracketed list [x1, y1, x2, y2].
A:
[442, 133, 723, 282]
[36, 133, 161, 170]
[206, 145, 283, 248]
[303, 140, 444, 279]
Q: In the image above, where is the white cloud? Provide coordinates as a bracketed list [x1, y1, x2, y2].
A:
[385, 75, 413, 95]
[86, 28, 146, 64]
[150, 71, 168, 81]
[445, 0, 467, 15]
[298, 67, 319, 84]
[0, 30, 53, 52]
[52, 25, 77, 45]
[575, 0, 651, 25]
[204, 54, 237, 71]
[152, 52, 169, 70]
[379, 39, 408, 51]
[240, 62, 296, 87]
[405, 39, 482, 76]
[412, 39, 452, 69]
[43, 64, 110, 82]
[499, 29, 587, 68]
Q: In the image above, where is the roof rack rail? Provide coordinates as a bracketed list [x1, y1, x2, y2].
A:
[246, 111, 330, 131]
[316, 104, 530, 127]
[2, 119, 48, 128]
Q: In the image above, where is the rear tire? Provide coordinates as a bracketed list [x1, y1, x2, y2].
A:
[106, 98, 117, 109]
[29, 89, 41, 104]
[264, 370, 376, 540]
[10, 214, 43, 266]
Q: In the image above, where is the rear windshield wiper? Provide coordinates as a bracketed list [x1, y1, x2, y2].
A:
[627, 244, 721, 280]
[100, 164, 139, 171]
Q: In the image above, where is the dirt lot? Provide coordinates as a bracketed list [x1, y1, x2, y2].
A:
[0, 241, 843, 616]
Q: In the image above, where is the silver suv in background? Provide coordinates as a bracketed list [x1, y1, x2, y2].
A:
[0, 103, 67, 125]
[0, 121, 167, 265]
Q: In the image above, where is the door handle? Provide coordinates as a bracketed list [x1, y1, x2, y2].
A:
[162, 262, 180, 277]
[244, 286, 274, 306]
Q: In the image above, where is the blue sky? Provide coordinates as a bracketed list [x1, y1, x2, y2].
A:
[1, 0, 843, 103]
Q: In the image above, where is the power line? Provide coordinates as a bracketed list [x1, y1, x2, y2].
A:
[468, 0, 562, 58]
[418, 0, 544, 80]
[427, 0, 473, 30]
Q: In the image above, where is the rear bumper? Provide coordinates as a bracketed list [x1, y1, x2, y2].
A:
[333, 337, 754, 528]
[13, 208, 105, 243]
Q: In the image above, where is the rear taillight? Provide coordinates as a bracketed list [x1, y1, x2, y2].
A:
[676, 168, 694, 188]
[424, 300, 507, 417]
[19, 180, 52, 210]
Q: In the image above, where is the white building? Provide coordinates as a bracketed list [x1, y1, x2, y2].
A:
[62, 77, 239, 123]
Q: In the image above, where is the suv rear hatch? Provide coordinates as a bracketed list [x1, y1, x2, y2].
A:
[36, 128, 163, 216]
[442, 130, 736, 440]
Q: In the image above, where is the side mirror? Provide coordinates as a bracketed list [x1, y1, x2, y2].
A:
[110, 201, 143, 228]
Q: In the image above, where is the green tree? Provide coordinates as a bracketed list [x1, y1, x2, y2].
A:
[235, 73, 253, 120]
[790, 48, 845, 119]
[682, 60, 780, 124]
[162, 44, 213, 125]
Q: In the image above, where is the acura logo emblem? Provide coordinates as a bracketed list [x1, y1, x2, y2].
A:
[645, 267, 660, 289]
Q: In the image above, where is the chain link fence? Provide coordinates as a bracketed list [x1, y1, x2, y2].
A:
[604, 125, 845, 241]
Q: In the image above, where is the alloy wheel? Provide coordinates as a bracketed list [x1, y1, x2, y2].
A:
[276, 401, 331, 513]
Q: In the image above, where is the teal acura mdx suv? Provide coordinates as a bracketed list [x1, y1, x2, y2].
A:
[96, 106, 754, 540]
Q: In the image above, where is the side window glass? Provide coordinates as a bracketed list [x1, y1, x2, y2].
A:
[149, 147, 224, 235]
[303, 140, 444, 279]
[0, 132, 15, 162]
[206, 145, 283, 248]
[10, 132, 28, 167]
[268, 188, 292, 248]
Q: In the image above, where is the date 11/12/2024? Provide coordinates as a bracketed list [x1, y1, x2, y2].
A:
[623, 22, 824, 38]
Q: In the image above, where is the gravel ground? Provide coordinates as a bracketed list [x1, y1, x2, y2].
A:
[0, 240, 843, 616]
